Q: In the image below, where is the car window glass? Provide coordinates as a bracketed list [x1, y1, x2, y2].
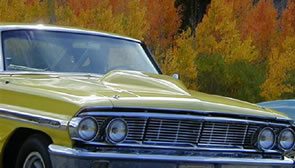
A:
[2, 30, 158, 74]
[4, 38, 65, 71]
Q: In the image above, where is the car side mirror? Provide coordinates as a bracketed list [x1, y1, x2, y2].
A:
[172, 74, 179, 80]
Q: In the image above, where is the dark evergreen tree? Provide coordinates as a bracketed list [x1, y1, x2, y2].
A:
[175, 0, 211, 33]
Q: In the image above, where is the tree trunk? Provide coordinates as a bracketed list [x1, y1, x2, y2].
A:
[48, 0, 56, 24]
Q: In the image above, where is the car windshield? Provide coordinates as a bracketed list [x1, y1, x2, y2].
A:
[2, 30, 159, 75]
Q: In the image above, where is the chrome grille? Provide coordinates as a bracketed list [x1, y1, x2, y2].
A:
[91, 116, 283, 149]
[124, 118, 147, 141]
[145, 118, 202, 144]
[199, 122, 249, 146]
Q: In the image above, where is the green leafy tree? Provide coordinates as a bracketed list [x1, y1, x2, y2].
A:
[195, 53, 266, 103]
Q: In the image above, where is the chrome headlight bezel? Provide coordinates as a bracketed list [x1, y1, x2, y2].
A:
[278, 128, 295, 152]
[69, 117, 98, 141]
[105, 118, 128, 144]
[257, 127, 276, 151]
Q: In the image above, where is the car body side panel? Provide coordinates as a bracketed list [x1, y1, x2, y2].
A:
[0, 118, 69, 167]
[0, 78, 112, 168]
[0, 85, 72, 168]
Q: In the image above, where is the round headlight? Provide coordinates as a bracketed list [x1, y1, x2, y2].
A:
[106, 118, 128, 144]
[257, 127, 275, 150]
[78, 117, 98, 141]
[278, 128, 295, 151]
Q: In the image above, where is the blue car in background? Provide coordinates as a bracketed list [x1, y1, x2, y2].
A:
[258, 99, 295, 124]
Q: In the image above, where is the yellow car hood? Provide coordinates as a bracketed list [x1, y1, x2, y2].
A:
[0, 71, 289, 120]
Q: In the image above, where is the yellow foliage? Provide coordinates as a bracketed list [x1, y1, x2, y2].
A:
[56, 0, 122, 33]
[56, 0, 147, 40]
[163, 29, 197, 89]
[261, 36, 295, 100]
[121, 0, 148, 40]
[196, 0, 258, 63]
[0, 0, 48, 23]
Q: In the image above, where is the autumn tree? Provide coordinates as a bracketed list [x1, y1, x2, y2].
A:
[194, 0, 267, 102]
[0, 0, 48, 23]
[241, 0, 279, 62]
[163, 29, 197, 89]
[227, 0, 252, 29]
[142, 0, 181, 63]
[261, 36, 295, 100]
[261, 0, 295, 100]
[196, 0, 258, 63]
[281, 0, 295, 40]
[120, 0, 149, 40]
[109, 0, 128, 14]
[56, 0, 147, 40]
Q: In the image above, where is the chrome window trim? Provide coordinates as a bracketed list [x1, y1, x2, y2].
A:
[0, 71, 103, 77]
[0, 25, 140, 43]
[79, 112, 291, 127]
[0, 30, 3, 71]
[0, 108, 68, 130]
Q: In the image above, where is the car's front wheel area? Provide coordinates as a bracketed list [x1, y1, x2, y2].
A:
[15, 135, 52, 168]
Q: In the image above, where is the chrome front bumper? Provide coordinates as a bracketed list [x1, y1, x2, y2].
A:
[48, 145, 295, 168]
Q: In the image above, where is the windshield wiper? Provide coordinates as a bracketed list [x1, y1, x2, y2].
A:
[8, 64, 47, 72]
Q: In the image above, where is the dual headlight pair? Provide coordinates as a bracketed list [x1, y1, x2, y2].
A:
[69, 117, 128, 144]
[257, 127, 295, 152]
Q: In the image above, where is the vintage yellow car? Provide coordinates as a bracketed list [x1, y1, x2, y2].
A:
[0, 25, 294, 168]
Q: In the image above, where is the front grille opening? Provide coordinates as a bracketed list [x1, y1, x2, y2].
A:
[84, 116, 285, 150]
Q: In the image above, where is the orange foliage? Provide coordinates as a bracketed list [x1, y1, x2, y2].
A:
[281, 0, 295, 40]
[109, 0, 128, 14]
[261, 0, 295, 100]
[241, 0, 279, 61]
[143, 0, 181, 52]
[66, 0, 97, 16]
[226, 0, 252, 28]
